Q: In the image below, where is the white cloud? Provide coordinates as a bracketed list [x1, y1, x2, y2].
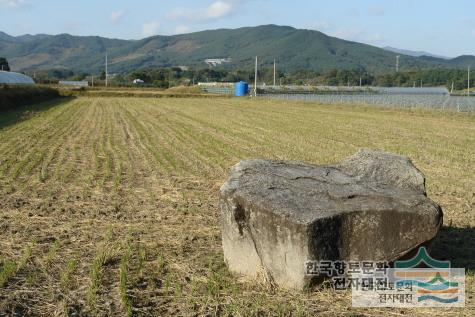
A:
[109, 10, 125, 23]
[205, 1, 232, 19]
[142, 21, 160, 37]
[0, 0, 26, 8]
[173, 25, 191, 34]
[166, 8, 188, 21]
[167, 0, 235, 22]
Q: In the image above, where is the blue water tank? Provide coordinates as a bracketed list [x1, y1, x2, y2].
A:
[235, 81, 249, 97]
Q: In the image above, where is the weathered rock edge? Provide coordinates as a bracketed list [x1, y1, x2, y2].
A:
[220, 149, 443, 290]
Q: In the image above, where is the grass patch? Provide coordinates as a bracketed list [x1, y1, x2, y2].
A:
[0, 244, 33, 287]
[119, 241, 133, 317]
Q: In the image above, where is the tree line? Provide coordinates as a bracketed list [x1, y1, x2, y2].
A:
[1, 56, 472, 91]
[83, 67, 475, 91]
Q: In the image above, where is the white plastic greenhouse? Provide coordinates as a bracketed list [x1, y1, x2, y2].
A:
[0, 71, 35, 85]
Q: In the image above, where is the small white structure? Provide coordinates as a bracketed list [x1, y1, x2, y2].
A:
[59, 80, 89, 87]
[133, 79, 145, 84]
[0, 71, 35, 85]
[204, 58, 231, 67]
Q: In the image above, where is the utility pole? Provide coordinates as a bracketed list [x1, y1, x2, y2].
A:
[420, 79, 423, 88]
[468, 66, 471, 97]
[254, 56, 258, 97]
[92, 75, 94, 87]
[396, 55, 400, 72]
[359, 76, 362, 87]
[273, 59, 276, 87]
[105, 52, 108, 87]
[451, 81, 454, 94]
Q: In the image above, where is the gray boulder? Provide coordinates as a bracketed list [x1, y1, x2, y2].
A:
[220, 149, 443, 290]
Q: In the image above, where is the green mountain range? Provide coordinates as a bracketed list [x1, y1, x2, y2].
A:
[1, 25, 474, 74]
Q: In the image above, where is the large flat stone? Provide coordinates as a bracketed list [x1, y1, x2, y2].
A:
[220, 149, 443, 290]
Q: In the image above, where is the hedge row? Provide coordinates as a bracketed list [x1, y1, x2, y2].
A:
[0, 85, 61, 111]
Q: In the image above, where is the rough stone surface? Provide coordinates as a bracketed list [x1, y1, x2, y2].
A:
[220, 149, 443, 290]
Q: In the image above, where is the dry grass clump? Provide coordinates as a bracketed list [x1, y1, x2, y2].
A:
[165, 85, 203, 94]
[57, 85, 218, 99]
[0, 96, 473, 316]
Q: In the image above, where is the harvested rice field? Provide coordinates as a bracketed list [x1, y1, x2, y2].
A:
[0, 96, 473, 316]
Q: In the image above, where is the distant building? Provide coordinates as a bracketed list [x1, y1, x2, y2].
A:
[59, 80, 89, 87]
[133, 79, 145, 84]
[204, 58, 231, 67]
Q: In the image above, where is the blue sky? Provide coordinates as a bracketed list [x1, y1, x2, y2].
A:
[1, 0, 474, 57]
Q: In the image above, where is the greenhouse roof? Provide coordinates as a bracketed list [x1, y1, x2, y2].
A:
[0, 71, 35, 84]
[376, 87, 449, 95]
